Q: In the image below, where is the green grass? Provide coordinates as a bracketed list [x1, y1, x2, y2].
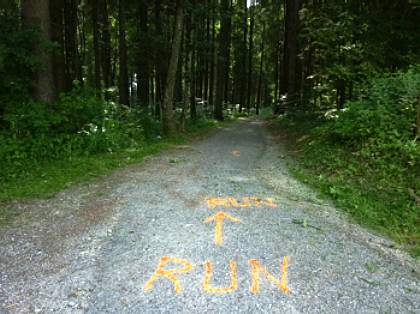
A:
[0, 118, 228, 204]
[270, 112, 420, 258]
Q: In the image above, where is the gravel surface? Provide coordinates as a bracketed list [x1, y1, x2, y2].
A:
[0, 117, 419, 313]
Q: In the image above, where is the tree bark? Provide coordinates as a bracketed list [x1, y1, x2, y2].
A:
[162, 0, 184, 137]
[214, 0, 231, 121]
[181, 11, 194, 132]
[154, 0, 164, 118]
[239, 0, 248, 112]
[204, 0, 210, 101]
[100, 0, 111, 98]
[118, 0, 129, 106]
[64, 0, 82, 87]
[137, 0, 150, 108]
[208, 0, 216, 111]
[246, 2, 255, 113]
[22, 0, 57, 102]
[256, 24, 265, 115]
[282, 0, 300, 105]
[92, 0, 101, 94]
[190, 12, 197, 120]
[50, 0, 67, 95]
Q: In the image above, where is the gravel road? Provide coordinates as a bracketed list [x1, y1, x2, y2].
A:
[1, 118, 419, 313]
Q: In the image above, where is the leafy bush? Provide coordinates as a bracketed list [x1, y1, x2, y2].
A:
[0, 89, 147, 181]
[0, 3, 39, 107]
[276, 69, 420, 256]
[328, 70, 420, 144]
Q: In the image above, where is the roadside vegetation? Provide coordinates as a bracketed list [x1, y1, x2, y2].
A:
[0, 93, 234, 204]
[273, 70, 420, 258]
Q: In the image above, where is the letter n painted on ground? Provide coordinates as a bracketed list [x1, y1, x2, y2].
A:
[143, 257, 193, 293]
[251, 197, 276, 208]
[250, 257, 290, 294]
[203, 260, 238, 292]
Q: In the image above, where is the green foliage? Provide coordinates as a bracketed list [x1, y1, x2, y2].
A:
[329, 70, 420, 140]
[0, 88, 148, 182]
[0, 115, 226, 205]
[0, 3, 39, 105]
[275, 70, 420, 257]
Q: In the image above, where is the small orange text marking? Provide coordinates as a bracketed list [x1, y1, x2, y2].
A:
[206, 198, 231, 209]
[206, 197, 276, 209]
[203, 260, 238, 292]
[250, 197, 276, 208]
[228, 197, 251, 207]
[143, 257, 194, 293]
[250, 257, 290, 294]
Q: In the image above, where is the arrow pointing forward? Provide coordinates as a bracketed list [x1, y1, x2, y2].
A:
[204, 212, 241, 245]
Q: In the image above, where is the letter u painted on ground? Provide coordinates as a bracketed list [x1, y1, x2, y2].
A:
[203, 260, 238, 292]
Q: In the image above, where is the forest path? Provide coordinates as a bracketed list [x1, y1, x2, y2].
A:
[1, 118, 419, 313]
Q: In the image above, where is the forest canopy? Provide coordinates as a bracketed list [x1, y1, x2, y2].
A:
[0, 0, 419, 188]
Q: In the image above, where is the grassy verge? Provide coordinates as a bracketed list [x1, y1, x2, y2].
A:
[270, 112, 420, 259]
[0, 118, 229, 205]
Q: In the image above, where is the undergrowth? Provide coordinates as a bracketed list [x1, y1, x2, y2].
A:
[0, 88, 232, 204]
[274, 70, 420, 258]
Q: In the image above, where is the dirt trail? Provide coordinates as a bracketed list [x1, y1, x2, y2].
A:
[0, 118, 419, 313]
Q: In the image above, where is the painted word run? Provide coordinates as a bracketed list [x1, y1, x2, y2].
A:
[143, 256, 290, 294]
[206, 197, 276, 209]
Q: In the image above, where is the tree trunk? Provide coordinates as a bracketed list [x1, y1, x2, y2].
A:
[204, 0, 210, 102]
[224, 0, 233, 105]
[137, 0, 150, 108]
[100, 0, 111, 98]
[50, 0, 67, 95]
[22, 0, 57, 102]
[190, 17, 197, 120]
[214, 0, 231, 121]
[162, 0, 184, 137]
[92, 0, 101, 94]
[256, 24, 265, 115]
[282, 0, 300, 105]
[181, 11, 194, 132]
[154, 0, 164, 118]
[64, 0, 82, 87]
[118, 0, 129, 106]
[208, 0, 216, 111]
[239, 0, 248, 112]
[246, 2, 255, 113]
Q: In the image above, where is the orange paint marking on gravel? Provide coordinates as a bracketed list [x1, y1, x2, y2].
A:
[203, 260, 238, 292]
[228, 197, 251, 207]
[206, 198, 231, 209]
[143, 257, 194, 293]
[204, 212, 241, 245]
[206, 197, 276, 209]
[250, 257, 290, 294]
[251, 197, 276, 208]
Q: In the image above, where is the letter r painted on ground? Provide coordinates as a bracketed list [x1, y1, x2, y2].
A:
[143, 257, 194, 293]
[250, 257, 290, 294]
[206, 198, 231, 209]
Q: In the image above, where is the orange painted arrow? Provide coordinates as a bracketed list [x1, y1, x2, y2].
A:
[204, 212, 241, 245]
[232, 150, 240, 156]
